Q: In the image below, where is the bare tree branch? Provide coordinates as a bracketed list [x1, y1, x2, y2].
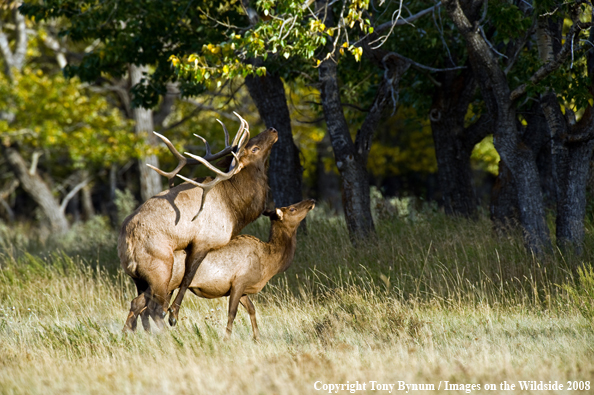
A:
[28, 151, 42, 176]
[0, 6, 28, 81]
[374, 2, 442, 35]
[40, 29, 67, 68]
[0, 178, 19, 222]
[0, 179, 19, 200]
[162, 99, 236, 133]
[0, 24, 15, 79]
[386, 52, 465, 73]
[59, 176, 92, 213]
[510, 21, 594, 101]
[12, 8, 28, 71]
[0, 197, 14, 222]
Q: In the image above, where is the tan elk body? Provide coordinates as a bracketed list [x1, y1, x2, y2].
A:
[119, 118, 278, 332]
[182, 199, 315, 340]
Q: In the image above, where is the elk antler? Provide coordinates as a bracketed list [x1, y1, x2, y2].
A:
[148, 112, 250, 219]
[176, 115, 250, 219]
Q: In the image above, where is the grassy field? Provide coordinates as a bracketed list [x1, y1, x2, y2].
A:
[1, 205, 593, 394]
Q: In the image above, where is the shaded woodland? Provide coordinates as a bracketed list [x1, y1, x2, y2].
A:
[2, 0, 594, 258]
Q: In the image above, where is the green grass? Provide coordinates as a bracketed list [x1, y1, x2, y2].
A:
[0, 209, 593, 394]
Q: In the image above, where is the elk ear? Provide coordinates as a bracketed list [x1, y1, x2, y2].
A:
[215, 155, 233, 170]
[217, 156, 244, 173]
[276, 208, 284, 220]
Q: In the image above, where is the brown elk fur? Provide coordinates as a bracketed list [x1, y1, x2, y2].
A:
[119, 128, 278, 332]
[186, 199, 315, 340]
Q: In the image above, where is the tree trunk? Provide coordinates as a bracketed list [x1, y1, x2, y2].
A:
[130, 64, 162, 202]
[318, 53, 375, 241]
[431, 116, 477, 217]
[537, 19, 594, 254]
[81, 183, 95, 220]
[555, 139, 594, 251]
[80, 169, 95, 219]
[507, 142, 550, 251]
[541, 92, 594, 252]
[3, 145, 69, 234]
[315, 133, 342, 212]
[244, 73, 303, 207]
[429, 66, 490, 217]
[490, 159, 518, 229]
[314, 0, 414, 242]
[444, 0, 551, 253]
[525, 103, 556, 207]
[107, 163, 119, 228]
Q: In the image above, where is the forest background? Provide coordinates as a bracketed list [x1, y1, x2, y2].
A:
[1, 1, 594, 393]
[2, 0, 594, 257]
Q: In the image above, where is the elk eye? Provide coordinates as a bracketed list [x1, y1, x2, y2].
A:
[290, 207, 296, 212]
[251, 146, 260, 153]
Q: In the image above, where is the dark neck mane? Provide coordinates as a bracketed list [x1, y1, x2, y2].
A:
[218, 163, 268, 234]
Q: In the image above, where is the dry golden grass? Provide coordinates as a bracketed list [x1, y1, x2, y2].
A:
[1, 210, 593, 394]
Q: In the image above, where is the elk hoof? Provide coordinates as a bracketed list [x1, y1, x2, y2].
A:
[168, 314, 177, 327]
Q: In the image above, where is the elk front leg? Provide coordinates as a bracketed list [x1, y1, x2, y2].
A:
[168, 250, 208, 326]
[239, 295, 260, 342]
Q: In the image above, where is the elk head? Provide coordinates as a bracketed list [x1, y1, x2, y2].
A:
[263, 199, 316, 231]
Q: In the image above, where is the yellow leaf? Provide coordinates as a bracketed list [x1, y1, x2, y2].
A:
[168, 55, 180, 66]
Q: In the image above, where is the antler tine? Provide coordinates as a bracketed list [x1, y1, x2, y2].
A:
[216, 119, 230, 147]
[231, 112, 250, 147]
[148, 132, 189, 188]
[153, 132, 186, 161]
[231, 117, 244, 147]
[238, 118, 250, 150]
[193, 134, 212, 157]
[184, 151, 241, 177]
[176, 150, 242, 220]
[227, 115, 250, 170]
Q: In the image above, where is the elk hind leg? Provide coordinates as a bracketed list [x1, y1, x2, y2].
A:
[146, 283, 173, 332]
[240, 295, 260, 341]
[225, 286, 245, 340]
[141, 257, 174, 332]
[123, 278, 150, 333]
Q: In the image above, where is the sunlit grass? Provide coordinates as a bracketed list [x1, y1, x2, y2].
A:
[0, 209, 593, 394]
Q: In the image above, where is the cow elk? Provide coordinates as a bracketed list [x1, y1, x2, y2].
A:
[186, 199, 315, 341]
[119, 113, 278, 332]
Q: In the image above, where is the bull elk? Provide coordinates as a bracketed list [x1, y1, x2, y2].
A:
[119, 113, 278, 332]
[186, 199, 315, 341]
